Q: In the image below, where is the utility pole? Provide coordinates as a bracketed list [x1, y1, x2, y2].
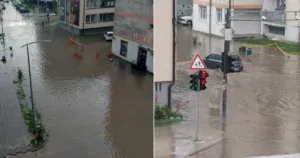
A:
[21, 40, 51, 134]
[222, 0, 232, 120]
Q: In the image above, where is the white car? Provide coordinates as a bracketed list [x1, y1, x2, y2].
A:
[104, 31, 113, 41]
[179, 16, 193, 25]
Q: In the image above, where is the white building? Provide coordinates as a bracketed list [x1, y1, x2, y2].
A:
[193, 0, 262, 37]
[261, 0, 300, 42]
[111, 0, 153, 73]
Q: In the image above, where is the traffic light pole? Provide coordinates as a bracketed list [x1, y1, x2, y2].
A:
[222, 0, 232, 120]
[195, 70, 201, 141]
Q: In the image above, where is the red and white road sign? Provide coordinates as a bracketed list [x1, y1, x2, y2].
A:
[190, 54, 207, 70]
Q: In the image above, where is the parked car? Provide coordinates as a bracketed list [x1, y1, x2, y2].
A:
[179, 16, 193, 25]
[104, 31, 113, 41]
[203, 53, 243, 72]
[4, 0, 9, 3]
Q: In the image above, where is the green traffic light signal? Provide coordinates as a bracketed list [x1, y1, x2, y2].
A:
[189, 84, 198, 91]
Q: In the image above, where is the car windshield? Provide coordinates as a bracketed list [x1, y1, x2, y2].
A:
[230, 55, 241, 61]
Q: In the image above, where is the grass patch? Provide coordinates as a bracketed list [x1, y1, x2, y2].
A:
[13, 68, 48, 148]
[155, 105, 183, 127]
[239, 39, 300, 54]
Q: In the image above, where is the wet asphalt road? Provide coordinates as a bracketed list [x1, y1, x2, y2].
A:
[1, 3, 153, 158]
[160, 25, 300, 158]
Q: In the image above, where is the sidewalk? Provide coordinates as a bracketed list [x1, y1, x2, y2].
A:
[155, 121, 223, 158]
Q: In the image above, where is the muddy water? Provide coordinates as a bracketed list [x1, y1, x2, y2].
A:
[1, 4, 153, 158]
[159, 25, 300, 158]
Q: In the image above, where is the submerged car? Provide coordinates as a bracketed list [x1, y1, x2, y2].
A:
[203, 53, 243, 72]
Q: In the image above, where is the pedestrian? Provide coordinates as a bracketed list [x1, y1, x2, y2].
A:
[47, 13, 49, 23]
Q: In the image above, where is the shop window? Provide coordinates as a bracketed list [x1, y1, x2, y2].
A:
[120, 40, 128, 57]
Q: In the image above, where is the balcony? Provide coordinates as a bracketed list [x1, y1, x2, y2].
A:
[262, 11, 286, 25]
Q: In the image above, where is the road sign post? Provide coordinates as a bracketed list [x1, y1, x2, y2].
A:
[190, 54, 207, 141]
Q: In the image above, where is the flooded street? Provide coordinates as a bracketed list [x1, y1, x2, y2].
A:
[0, 3, 153, 158]
[155, 25, 300, 158]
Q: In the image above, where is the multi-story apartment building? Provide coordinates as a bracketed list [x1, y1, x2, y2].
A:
[193, 0, 262, 37]
[58, 0, 115, 35]
[111, 0, 153, 73]
[261, 0, 300, 42]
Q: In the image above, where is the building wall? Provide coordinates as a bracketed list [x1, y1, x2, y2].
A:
[58, 0, 115, 34]
[112, 36, 153, 73]
[261, 0, 300, 43]
[193, 4, 261, 37]
[193, 0, 262, 9]
[154, 81, 173, 106]
[176, 0, 193, 17]
[112, 0, 153, 72]
[154, 0, 173, 82]
[285, 0, 300, 27]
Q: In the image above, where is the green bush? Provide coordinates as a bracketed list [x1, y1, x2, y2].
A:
[155, 105, 183, 120]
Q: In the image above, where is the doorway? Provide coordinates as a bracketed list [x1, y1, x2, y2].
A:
[136, 47, 148, 72]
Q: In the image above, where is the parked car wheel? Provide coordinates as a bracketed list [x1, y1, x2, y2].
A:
[187, 20, 192, 26]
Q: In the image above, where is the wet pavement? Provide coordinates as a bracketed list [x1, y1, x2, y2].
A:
[1, 3, 153, 158]
[155, 25, 300, 158]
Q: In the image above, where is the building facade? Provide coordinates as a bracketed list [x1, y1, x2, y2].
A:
[58, 0, 115, 35]
[261, 0, 300, 42]
[154, 0, 174, 106]
[111, 0, 153, 73]
[176, 0, 193, 18]
[193, 0, 262, 37]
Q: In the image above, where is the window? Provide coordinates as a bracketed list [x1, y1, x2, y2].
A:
[217, 8, 222, 23]
[199, 5, 207, 19]
[120, 40, 128, 57]
[100, 0, 115, 8]
[268, 26, 285, 35]
[99, 13, 114, 22]
[86, 14, 96, 23]
[86, 0, 96, 9]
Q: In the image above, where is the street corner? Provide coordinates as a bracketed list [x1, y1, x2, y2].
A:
[155, 122, 223, 158]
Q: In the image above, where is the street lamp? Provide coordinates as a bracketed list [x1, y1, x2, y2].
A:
[20, 40, 51, 133]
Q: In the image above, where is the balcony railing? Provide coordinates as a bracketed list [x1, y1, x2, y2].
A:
[262, 11, 286, 25]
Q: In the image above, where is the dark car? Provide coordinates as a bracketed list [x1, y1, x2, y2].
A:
[203, 53, 243, 72]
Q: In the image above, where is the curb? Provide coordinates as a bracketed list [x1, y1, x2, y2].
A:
[189, 138, 224, 156]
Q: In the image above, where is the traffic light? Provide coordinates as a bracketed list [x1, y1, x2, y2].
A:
[189, 73, 199, 91]
[199, 71, 209, 90]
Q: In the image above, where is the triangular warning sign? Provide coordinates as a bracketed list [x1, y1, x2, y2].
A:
[190, 54, 207, 70]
